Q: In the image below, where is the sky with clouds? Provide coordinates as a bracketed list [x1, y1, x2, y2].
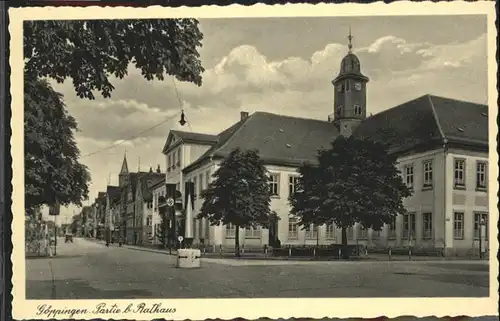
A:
[45, 14, 488, 223]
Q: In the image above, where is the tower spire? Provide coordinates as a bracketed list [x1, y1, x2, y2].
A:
[120, 152, 129, 175]
[347, 26, 353, 53]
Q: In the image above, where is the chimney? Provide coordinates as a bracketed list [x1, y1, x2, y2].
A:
[240, 111, 249, 121]
[156, 164, 161, 173]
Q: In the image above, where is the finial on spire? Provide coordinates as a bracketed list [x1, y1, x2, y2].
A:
[347, 26, 353, 52]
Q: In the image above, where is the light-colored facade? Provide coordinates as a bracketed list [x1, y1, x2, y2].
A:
[151, 182, 166, 244]
[155, 37, 489, 255]
[160, 141, 489, 255]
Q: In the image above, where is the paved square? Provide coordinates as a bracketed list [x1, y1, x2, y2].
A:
[26, 238, 489, 299]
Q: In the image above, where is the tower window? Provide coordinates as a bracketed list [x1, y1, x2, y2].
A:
[336, 105, 342, 117]
[345, 80, 350, 91]
[354, 104, 362, 115]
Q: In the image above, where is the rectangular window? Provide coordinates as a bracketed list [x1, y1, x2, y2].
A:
[167, 155, 171, 170]
[326, 223, 335, 239]
[354, 104, 362, 115]
[225, 223, 236, 238]
[205, 172, 210, 190]
[269, 173, 280, 196]
[146, 216, 153, 227]
[423, 160, 433, 188]
[454, 159, 466, 187]
[453, 212, 464, 239]
[288, 175, 299, 197]
[402, 213, 416, 239]
[288, 216, 298, 239]
[476, 161, 487, 190]
[422, 212, 432, 239]
[358, 225, 367, 239]
[347, 226, 354, 239]
[177, 149, 181, 166]
[389, 217, 397, 238]
[473, 212, 488, 239]
[404, 165, 414, 189]
[245, 226, 261, 238]
[193, 176, 197, 199]
[198, 174, 203, 194]
[305, 224, 318, 239]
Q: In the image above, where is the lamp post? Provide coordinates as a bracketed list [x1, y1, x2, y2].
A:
[479, 217, 486, 259]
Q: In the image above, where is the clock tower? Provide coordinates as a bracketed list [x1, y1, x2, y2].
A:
[329, 28, 369, 137]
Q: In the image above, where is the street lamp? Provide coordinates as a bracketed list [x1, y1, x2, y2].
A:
[479, 217, 486, 259]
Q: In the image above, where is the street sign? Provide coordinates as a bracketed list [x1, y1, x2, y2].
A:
[166, 198, 175, 207]
[48, 202, 60, 216]
[178, 236, 184, 242]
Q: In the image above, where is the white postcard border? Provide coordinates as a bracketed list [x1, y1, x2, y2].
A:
[9, 2, 499, 320]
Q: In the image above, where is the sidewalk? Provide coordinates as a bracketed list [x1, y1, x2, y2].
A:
[84, 238, 178, 256]
[83, 238, 489, 265]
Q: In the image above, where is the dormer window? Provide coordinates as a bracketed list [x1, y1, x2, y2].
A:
[354, 104, 362, 115]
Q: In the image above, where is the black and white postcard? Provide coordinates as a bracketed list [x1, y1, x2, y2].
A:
[9, 2, 498, 320]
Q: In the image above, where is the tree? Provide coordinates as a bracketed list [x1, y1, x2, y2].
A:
[289, 136, 412, 258]
[24, 19, 205, 213]
[24, 19, 204, 99]
[198, 148, 271, 257]
[25, 78, 91, 214]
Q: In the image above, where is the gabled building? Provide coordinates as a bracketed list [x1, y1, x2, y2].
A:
[135, 169, 164, 245]
[105, 185, 121, 242]
[159, 33, 489, 256]
[114, 154, 166, 245]
[150, 174, 166, 245]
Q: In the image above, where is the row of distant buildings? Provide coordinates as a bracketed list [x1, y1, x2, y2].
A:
[86, 38, 490, 256]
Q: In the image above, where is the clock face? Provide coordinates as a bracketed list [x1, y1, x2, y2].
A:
[354, 82, 362, 91]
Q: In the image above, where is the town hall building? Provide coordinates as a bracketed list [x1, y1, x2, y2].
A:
[152, 35, 489, 256]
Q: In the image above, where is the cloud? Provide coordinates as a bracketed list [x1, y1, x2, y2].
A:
[48, 30, 487, 207]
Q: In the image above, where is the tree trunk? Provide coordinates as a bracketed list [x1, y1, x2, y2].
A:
[235, 225, 240, 257]
[341, 227, 349, 259]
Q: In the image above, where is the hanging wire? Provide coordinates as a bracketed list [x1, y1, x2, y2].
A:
[81, 78, 191, 158]
[81, 112, 181, 158]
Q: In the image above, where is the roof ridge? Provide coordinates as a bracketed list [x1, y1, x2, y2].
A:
[427, 94, 488, 107]
[254, 111, 329, 124]
[171, 129, 218, 136]
[427, 95, 447, 143]
[212, 114, 253, 156]
[366, 94, 430, 120]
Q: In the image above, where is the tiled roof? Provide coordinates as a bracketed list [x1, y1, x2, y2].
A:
[138, 173, 165, 202]
[430, 95, 488, 145]
[106, 186, 120, 205]
[182, 94, 487, 173]
[184, 112, 338, 172]
[354, 94, 488, 153]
